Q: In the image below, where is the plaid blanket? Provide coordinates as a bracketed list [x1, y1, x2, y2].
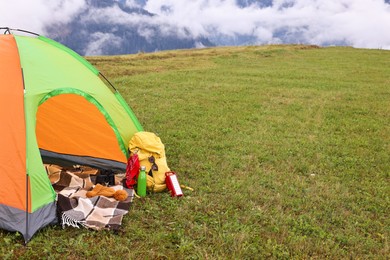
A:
[45, 164, 134, 231]
[45, 164, 96, 191]
[57, 185, 133, 230]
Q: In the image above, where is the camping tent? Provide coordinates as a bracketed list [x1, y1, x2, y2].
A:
[0, 28, 143, 242]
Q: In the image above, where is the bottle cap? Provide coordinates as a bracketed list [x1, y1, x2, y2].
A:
[140, 166, 146, 171]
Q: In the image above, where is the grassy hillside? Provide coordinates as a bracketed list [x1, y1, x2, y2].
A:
[1, 45, 389, 258]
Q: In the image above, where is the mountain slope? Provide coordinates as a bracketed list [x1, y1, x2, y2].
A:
[46, 0, 213, 55]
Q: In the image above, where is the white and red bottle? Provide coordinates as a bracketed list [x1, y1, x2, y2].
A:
[165, 172, 183, 197]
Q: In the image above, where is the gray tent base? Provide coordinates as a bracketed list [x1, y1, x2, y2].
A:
[0, 202, 57, 243]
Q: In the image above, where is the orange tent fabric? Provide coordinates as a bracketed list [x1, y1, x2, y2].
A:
[0, 35, 28, 211]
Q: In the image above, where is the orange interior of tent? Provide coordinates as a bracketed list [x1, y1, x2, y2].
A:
[0, 35, 30, 211]
[36, 94, 126, 164]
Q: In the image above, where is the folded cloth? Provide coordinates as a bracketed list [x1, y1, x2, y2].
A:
[45, 164, 94, 191]
[57, 185, 134, 230]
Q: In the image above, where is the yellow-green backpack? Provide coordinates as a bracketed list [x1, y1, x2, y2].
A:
[128, 132, 170, 192]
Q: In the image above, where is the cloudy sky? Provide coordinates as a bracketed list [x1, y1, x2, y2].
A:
[1, 0, 390, 50]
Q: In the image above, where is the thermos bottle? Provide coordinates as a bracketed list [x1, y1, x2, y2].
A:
[165, 171, 183, 197]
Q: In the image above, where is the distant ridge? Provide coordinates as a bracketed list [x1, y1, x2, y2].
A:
[45, 0, 213, 55]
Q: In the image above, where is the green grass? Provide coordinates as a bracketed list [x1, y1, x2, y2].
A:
[1, 45, 389, 259]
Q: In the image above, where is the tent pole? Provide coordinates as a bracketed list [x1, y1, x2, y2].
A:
[21, 67, 29, 244]
[100, 73, 118, 92]
[0, 27, 39, 36]
[25, 173, 29, 245]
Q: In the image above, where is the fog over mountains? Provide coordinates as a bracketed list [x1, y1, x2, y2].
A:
[2, 0, 390, 55]
[46, 0, 214, 55]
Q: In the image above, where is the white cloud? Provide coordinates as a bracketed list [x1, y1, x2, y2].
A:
[137, 26, 156, 42]
[79, 4, 194, 40]
[1, 0, 390, 50]
[124, 0, 142, 8]
[84, 32, 122, 55]
[144, 0, 390, 49]
[0, 0, 87, 34]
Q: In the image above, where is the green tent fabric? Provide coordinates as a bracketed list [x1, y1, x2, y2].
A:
[0, 28, 142, 242]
